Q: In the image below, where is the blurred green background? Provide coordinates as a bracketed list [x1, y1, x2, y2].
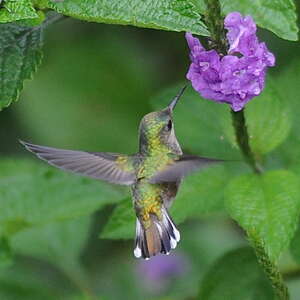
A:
[1, 10, 300, 300]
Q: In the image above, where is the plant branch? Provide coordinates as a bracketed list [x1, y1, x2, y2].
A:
[231, 109, 263, 174]
[203, 1, 288, 299]
[249, 232, 289, 300]
[203, 0, 228, 55]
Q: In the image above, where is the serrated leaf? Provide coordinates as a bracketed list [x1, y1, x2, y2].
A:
[225, 170, 300, 261]
[0, 0, 38, 23]
[199, 247, 273, 300]
[0, 159, 125, 236]
[47, 0, 209, 36]
[221, 0, 298, 41]
[151, 84, 240, 160]
[101, 165, 228, 240]
[0, 22, 43, 110]
[222, 79, 292, 156]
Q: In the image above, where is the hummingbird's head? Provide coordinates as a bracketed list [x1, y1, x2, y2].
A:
[138, 86, 186, 155]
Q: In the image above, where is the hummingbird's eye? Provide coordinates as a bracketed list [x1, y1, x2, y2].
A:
[166, 120, 172, 131]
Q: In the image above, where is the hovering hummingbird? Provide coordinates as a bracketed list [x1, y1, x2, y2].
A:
[20, 86, 220, 259]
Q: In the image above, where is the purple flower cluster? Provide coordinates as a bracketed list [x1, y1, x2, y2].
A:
[186, 12, 275, 111]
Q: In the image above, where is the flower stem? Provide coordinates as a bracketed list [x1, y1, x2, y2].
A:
[250, 232, 290, 300]
[231, 109, 263, 174]
[203, 0, 228, 55]
[203, 1, 288, 298]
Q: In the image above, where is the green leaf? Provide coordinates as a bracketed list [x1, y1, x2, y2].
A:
[100, 198, 135, 240]
[151, 84, 240, 160]
[199, 247, 273, 300]
[101, 165, 229, 239]
[0, 159, 125, 236]
[221, 0, 298, 41]
[0, 0, 38, 23]
[290, 224, 300, 264]
[0, 237, 13, 268]
[225, 170, 300, 261]
[0, 217, 93, 299]
[222, 79, 292, 156]
[272, 58, 300, 166]
[47, 0, 209, 36]
[246, 80, 291, 155]
[12, 216, 93, 293]
[0, 22, 43, 111]
[169, 164, 228, 223]
[0, 262, 66, 300]
[12, 216, 91, 267]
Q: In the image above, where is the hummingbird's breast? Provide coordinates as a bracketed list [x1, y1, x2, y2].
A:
[131, 152, 175, 228]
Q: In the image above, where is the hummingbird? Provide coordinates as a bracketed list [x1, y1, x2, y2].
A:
[20, 86, 220, 259]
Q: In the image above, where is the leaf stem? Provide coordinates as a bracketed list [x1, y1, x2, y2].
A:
[231, 109, 263, 174]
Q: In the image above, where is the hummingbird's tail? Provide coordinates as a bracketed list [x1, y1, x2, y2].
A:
[134, 207, 180, 259]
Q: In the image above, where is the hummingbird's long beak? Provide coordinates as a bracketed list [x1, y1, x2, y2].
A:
[168, 85, 187, 111]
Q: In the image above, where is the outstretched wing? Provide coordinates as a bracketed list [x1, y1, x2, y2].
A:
[20, 141, 136, 185]
[149, 155, 222, 184]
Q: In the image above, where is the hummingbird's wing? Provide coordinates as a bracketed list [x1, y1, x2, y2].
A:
[20, 141, 136, 185]
[149, 155, 222, 184]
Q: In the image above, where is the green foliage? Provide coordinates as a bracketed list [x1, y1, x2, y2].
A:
[290, 225, 300, 264]
[221, 0, 299, 41]
[12, 216, 93, 295]
[0, 237, 13, 268]
[225, 170, 300, 261]
[0, 262, 67, 300]
[0, 0, 38, 23]
[47, 0, 299, 41]
[273, 58, 300, 166]
[246, 81, 291, 155]
[47, 0, 209, 36]
[100, 198, 135, 239]
[0, 159, 125, 237]
[0, 21, 43, 111]
[199, 247, 273, 299]
[12, 216, 91, 268]
[101, 165, 229, 239]
[223, 79, 292, 156]
[169, 164, 228, 222]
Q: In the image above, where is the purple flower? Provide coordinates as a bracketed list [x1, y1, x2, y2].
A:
[186, 12, 275, 111]
[135, 253, 189, 292]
